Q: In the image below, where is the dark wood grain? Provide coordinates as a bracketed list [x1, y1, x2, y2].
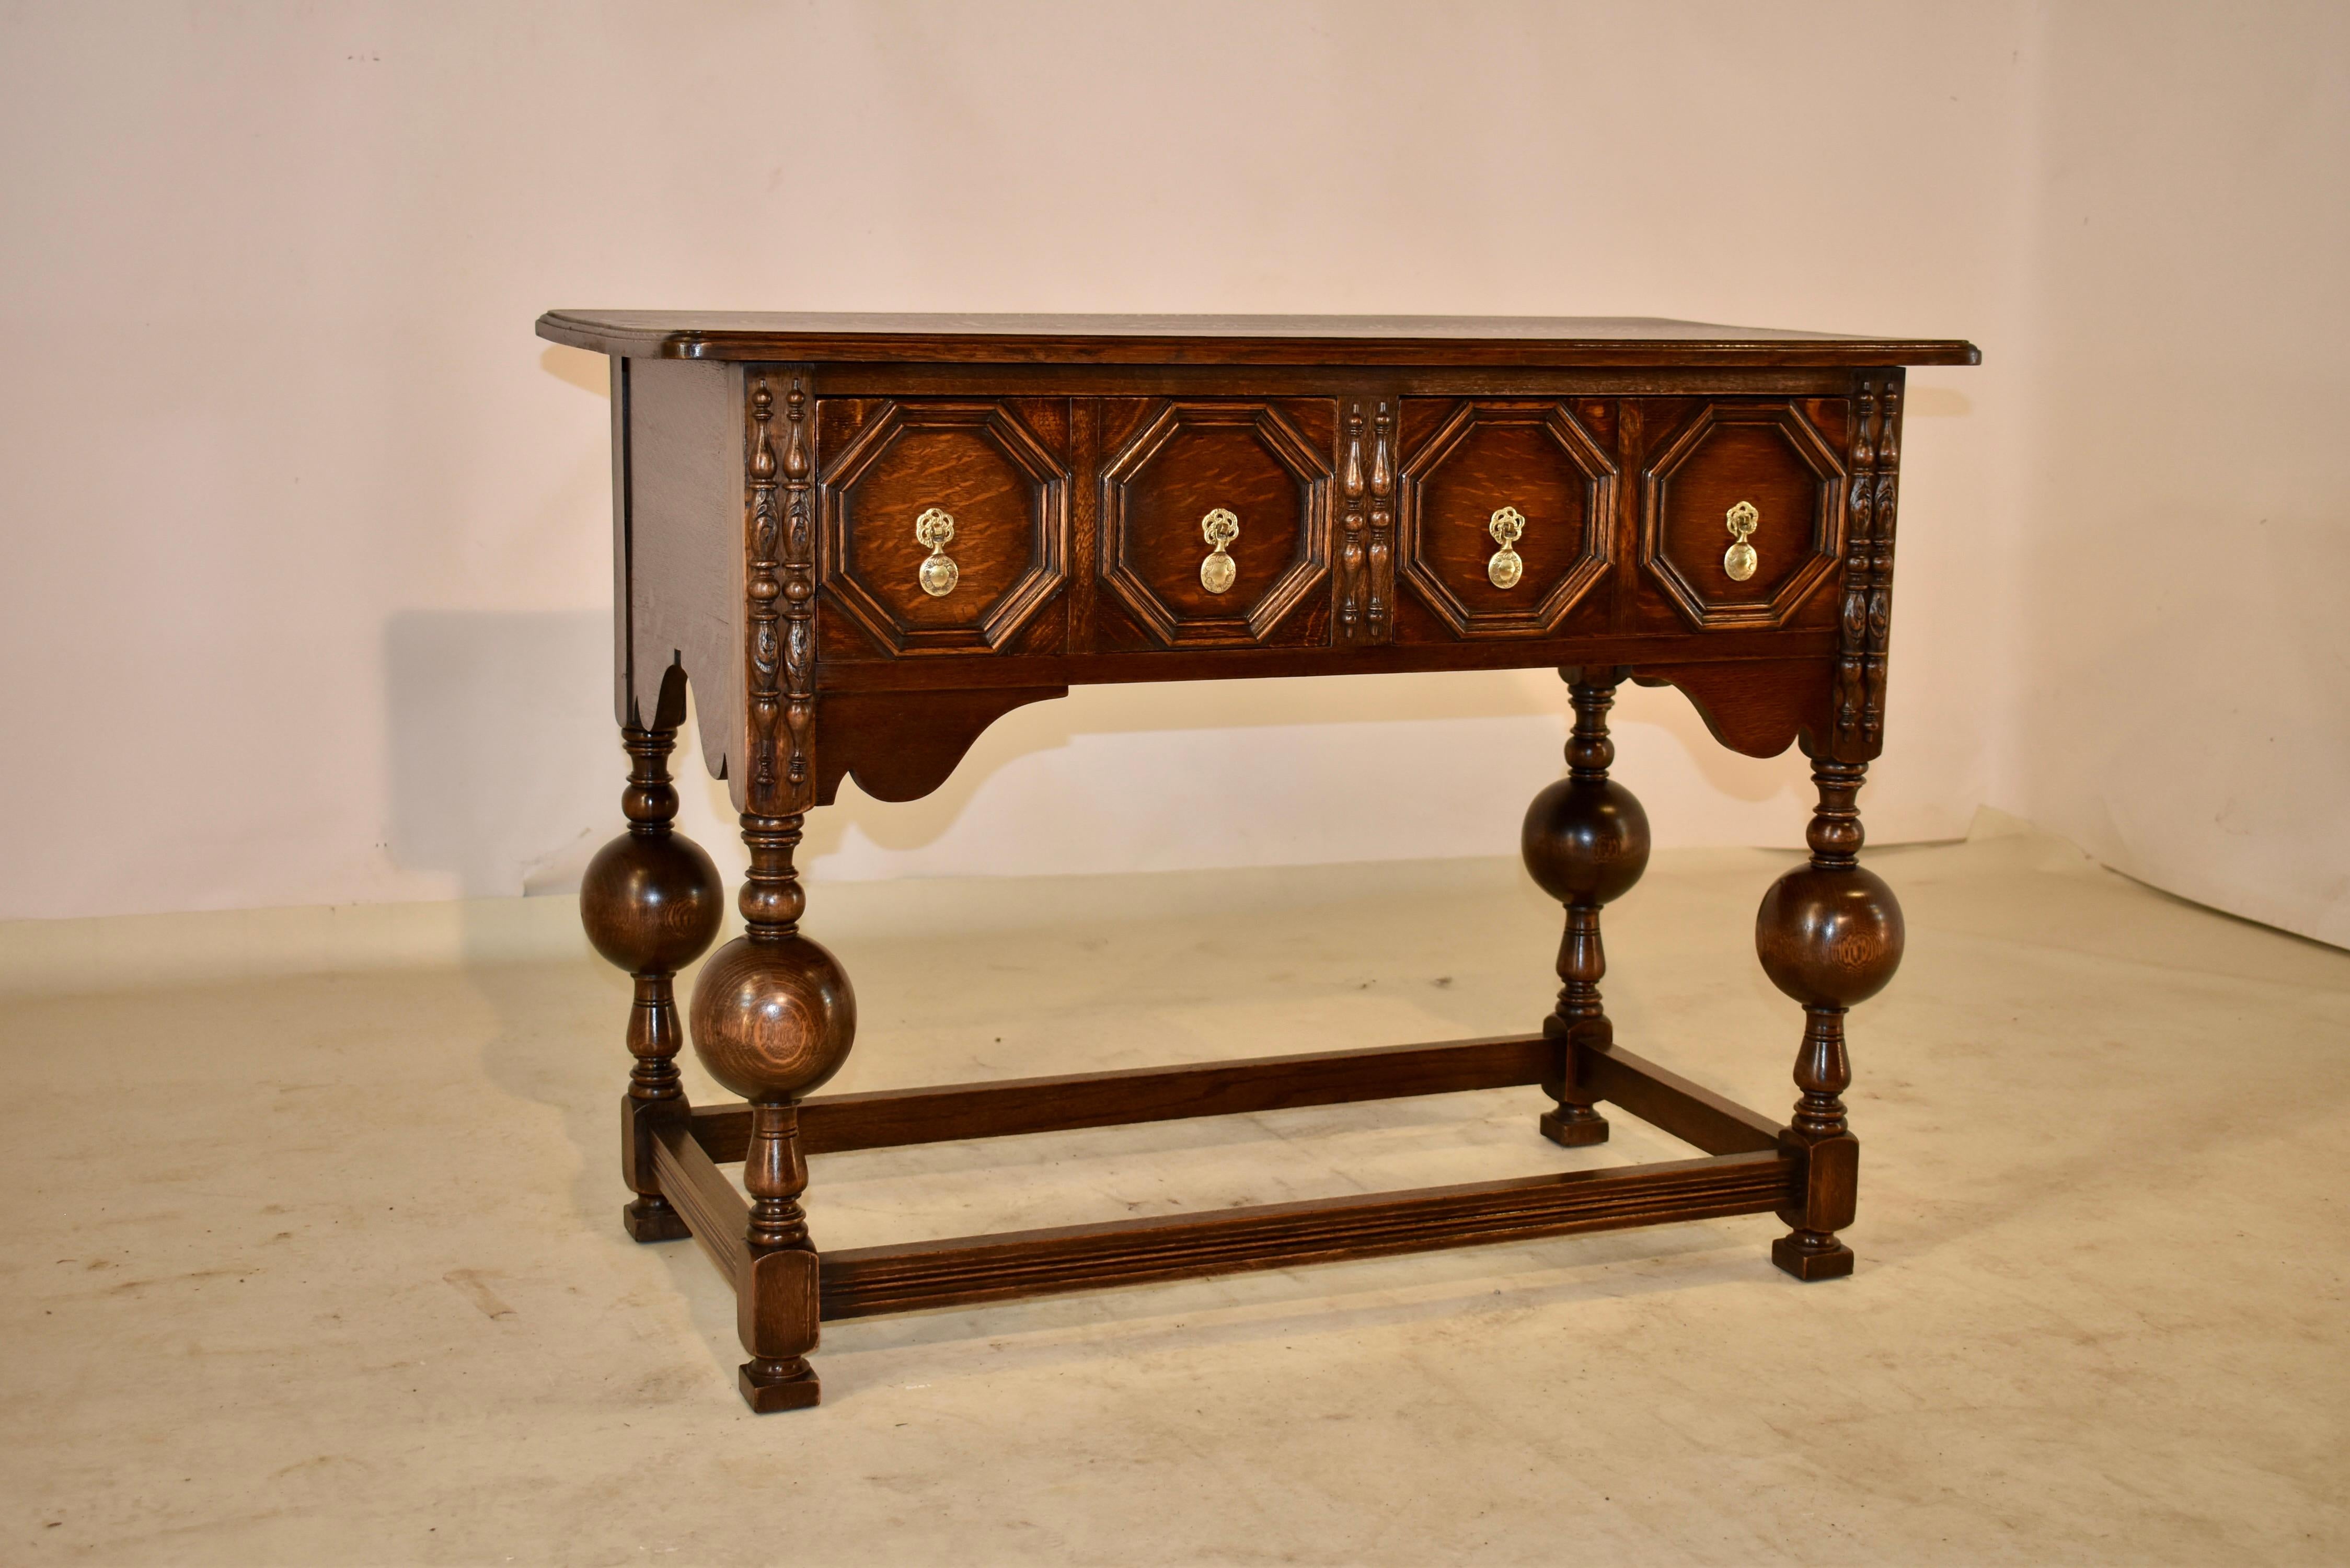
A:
[1397, 400, 1618, 640]
[1640, 400, 1846, 631]
[1068, 397, 1100, 652]
[1756, 756, 1904, 1281]
[806, 629, 1837, 694]
[689, 1033, 1554, 1161]
[1522, 671, 1649, 1145]
[651, 1119, 751, 1284]
[1831, 377, 1904, 762]
[1576, 1044, 1784, 1155]
[1630, 657, 1838, 760]
[615, 360, 744, 785]
[813, 364, 1886, 400]
[580, 690, 724, 1242]
[739, 371, 820, 820]
[1097, 399, 1333, 647]
[558, 312, 1962, 1409]
[812, 686, 1067, 804]
[539, 311, 1979, 367]
[817, 399, 1068, 655]
[689, 816, 857, 1109]
[818, 1151, 1795, 1320]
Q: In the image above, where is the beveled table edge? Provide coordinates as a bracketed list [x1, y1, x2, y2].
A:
[535, 310, 1983, 368]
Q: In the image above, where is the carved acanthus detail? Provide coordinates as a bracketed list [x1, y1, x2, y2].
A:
[1834, 376, 1901, 758]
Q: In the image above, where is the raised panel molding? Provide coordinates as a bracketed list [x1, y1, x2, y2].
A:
[818, 400, 1069, 655]
[1099, 401, 1332, 647]
[1398, 401, 1618, 639]
[1641, 401, 1845, 631]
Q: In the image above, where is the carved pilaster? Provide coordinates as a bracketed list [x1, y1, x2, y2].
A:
[782, 378, 816, 806]
[1863, 379, 1901, 751]
[1833, 374, 1902, 759]
[745, 370, 817, 818]
[1833, 381, 1875, 754]
[746, 378, 783, 804]
[1367, 400, 1395, 641]
[1336, 402, 1368, 643]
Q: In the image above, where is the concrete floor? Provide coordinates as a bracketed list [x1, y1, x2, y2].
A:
[5, 822, 2347, 1564]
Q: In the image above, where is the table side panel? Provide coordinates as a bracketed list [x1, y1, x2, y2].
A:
[623, 359, 746, 786]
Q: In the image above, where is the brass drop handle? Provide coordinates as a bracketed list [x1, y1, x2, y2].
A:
[914, 506, 959, 598]
[1723, 500, 1759, 582]
[1200, 508, 1240, 593]
[1487, 506, 1526, 589]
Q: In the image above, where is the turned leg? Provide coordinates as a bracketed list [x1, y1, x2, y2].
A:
[689, 813, 856, 1412]
[579, 683, 724, 1242]
[1756, 757, 1905, 1280]
[1521, 667, 1652, 1147]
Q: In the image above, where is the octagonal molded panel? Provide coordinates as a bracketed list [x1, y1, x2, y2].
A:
[1397, 401, 1618, 640]
[819, 400, 1068, 654]
[1642, 402, 1845, 630]
[1100, 401, 1332, 647]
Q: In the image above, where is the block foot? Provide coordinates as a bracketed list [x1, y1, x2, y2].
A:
[1539, 1105, 1610, 1147]
[623, 1195, 693, 1243]
[739, 1356, 822, 1413]
[1771, 1232, 1855, 1281]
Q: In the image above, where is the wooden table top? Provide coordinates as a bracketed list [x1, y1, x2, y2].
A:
[536, 312, 1982, 368]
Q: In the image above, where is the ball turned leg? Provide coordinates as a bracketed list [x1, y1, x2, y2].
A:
[580, 711, 724, 1243]
[1756, 758, 1904, 1281]
[689, 813, 856, 1412]
[1521, 669, 1651, 1147]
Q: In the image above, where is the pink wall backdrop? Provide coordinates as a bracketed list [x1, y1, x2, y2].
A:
[1, 2, 2341, 946]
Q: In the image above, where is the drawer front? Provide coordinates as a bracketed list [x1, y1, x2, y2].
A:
[1637, 399, 1846, 630]
[817, 399, 1069, 655]
[1098, 399, 1334, 648]
[1395, 400, 1618, 640]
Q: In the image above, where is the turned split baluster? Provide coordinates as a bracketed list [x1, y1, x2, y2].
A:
[1756, 757, 1904, 1280]
[688, 813, 856, 1412]
[578, 667, 725, 1242]
[1521, 667, 1652, 1147]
